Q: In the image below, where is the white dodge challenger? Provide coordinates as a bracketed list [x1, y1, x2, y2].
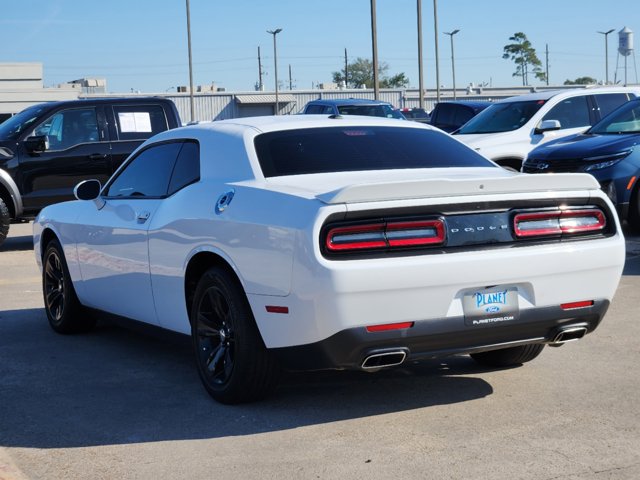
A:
[33, 115, 625, 404]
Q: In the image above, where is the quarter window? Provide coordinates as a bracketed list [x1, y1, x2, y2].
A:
[168, 141, 200, 195]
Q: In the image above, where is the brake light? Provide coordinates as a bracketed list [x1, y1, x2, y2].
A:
[513, 209, 606, 238]
[326, 219, 445, 252]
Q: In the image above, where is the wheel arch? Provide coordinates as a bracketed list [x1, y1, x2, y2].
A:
[184, 251, 246, 322]
[0, 169, 23, 218]
[39, 227, 60, 259]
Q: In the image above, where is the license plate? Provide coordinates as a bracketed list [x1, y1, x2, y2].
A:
[462, 286, 520, 326]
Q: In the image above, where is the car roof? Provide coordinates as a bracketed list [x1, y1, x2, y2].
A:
[31, 97, 171, 110]
[496, 86, 640, 104]
[306, 98, 394, 106]
[156, 114, 433, 140]
[434, 100, 491, 109]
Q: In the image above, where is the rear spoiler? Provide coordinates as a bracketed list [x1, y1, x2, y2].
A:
[316, 173, 601, 205]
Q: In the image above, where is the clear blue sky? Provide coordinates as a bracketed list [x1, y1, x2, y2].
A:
[3, 0, 638, 93]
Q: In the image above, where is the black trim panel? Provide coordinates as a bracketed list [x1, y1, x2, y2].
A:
[270, 300, 610, 371]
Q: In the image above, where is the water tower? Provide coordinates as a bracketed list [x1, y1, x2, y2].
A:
[614, 26, 638, 85]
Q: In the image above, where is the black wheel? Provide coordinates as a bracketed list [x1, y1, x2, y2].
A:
[191, 266, 280, 404]
[42, 239, 95, 333]
[470, 343, 545, 368]
[0, 196, 10, 247]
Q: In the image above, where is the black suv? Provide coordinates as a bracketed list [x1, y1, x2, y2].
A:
[0, 97, 181, 245]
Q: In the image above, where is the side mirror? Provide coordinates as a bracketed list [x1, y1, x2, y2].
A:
[74, 179, 106, 209]
[535, 119, 561, 134]
[24, 135, 49, 153]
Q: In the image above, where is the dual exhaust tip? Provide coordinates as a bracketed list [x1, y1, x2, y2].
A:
[361, 324, 589, 368]
[361, 350, 407, 369]
[550, 325, 588, 346]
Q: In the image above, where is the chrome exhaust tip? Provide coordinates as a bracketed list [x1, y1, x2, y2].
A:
[361, 350, 407, 369]
[549, 325, 588, 346]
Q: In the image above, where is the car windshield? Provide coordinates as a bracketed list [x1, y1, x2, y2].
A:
[589, 101, 640, 135]
[337, 104, 401, 119]
[456, 100, 546, 134]
[0, 105, 50, 140]
[255, 126, 494, 177]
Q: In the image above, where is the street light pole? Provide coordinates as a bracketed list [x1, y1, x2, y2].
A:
[417, 0, 424, 110]
[185, 0, 195, 122]
[370, 0, 380, 99]
[598, 29, 615, 85]
[267, 28, 282, 115]
[444, 29, 460, 100]
[433, 0, 440, 102]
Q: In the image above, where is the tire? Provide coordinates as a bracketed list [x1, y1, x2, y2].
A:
[191, 266, 280, 404]
[42, 239, 96, 333]
[470, 343, 545, 368]
[0, 196, 10, 247]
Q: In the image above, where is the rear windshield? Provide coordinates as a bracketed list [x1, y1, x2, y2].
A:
[254, 126, 494, 177]
[456, 100, 545, 134]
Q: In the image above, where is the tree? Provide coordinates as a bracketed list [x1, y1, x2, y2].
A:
[564, 76, 597, 85]
[502, 32, 546, 85]
[332, 57, 408, 89]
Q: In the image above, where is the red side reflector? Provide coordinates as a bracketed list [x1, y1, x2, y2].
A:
[366, 321, 414, 332]
[627, 176, 637, 191]
[265, 306, 289, 314]
[561, 300, 594, 310]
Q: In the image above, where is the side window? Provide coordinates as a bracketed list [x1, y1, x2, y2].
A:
[434, 105, 455, 126]
[105, 142, 182, 198]
[322, 106, 335, 114]
[34, 108, 99, 150]
[112, 104, 169, 141]
[304, 105, 324, 114]
[541, 96, 590, 129]
[454, 106, 475, 126]
[168, 141, 200, 195]
[594, 93, 631, 118]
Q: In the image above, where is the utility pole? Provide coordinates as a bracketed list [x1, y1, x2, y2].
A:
[417, 0, 424, 109]
[433, 0, 440, 102]
[344, 48, 349, 88]
[257, 46, 264, 91]
[185, 0, 195, 122]
[267, 28, 283, 115]
[289, 64, 293, 90]
[370, 0, 380, 99]
[545, 44, 549, 86]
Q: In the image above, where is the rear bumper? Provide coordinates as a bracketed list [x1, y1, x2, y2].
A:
[271, 300, 609, 371]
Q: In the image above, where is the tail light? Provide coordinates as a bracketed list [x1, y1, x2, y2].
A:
[325, 219, 445, 252]
[513, 209, 606, 238]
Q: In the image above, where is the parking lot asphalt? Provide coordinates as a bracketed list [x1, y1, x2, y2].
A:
[1, 221, 640, 480]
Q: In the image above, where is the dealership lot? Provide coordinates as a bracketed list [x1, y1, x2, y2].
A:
[1, 221, 640, 479]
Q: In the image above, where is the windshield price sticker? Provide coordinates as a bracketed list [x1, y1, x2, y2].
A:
[463, 287, 520, 326]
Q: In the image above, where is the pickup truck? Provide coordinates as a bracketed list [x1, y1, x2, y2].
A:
[0, 97, 181, 245]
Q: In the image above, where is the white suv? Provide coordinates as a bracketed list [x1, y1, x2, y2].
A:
[454, 87, 639, 170]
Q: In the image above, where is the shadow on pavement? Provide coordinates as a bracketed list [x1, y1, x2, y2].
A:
[0, 234, 33, 253]
[0, 308, 493, 449]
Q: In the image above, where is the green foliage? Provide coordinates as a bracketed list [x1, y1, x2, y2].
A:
[332, 57, 408, 89]
[502, 32, 546, 85]
[564, 76, 598, 85]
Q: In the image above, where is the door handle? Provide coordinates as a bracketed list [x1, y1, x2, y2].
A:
[136, 211, 151, 223]
[89, 153, 108, 160]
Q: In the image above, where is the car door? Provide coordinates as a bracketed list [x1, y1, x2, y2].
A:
[17, 106, 111, 212]
[74, 141, 184, 325]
